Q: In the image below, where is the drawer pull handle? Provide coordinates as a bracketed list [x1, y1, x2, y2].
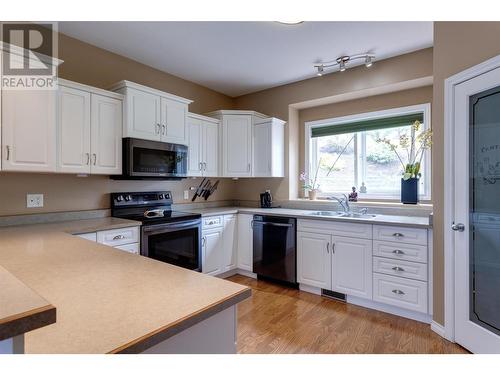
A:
[392, 233, 404, 237]
[392, 266, 405, 272]
[113, 235, 126, 240]
[392, 249, 405, 255]
[392, 289, 405, 295]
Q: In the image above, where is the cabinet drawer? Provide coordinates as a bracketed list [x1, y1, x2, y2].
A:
[97, 226, 139, 246]
[115, 242, 140, 254]
[202, 215, 223, 229]
[373, 273, 428, 313]
[77, 232, 97, 242]
[373, 240, 428, 263]
[373, 225, 427, 245]
[298, 219, 372, 239]
[373, 256, 427, 281]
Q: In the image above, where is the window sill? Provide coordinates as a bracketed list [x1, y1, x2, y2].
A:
[291, 198, 433, 211]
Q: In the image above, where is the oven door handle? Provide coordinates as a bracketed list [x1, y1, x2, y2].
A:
[143, 219, 201, 233]
[252, 222, 293, 228]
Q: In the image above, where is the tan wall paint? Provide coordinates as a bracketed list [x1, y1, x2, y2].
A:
[432, 21, 500, 325]
[298, 86, 433, 198]
[0, 173, 238, 216]
[0, 32, 237, 216]
[232, 49, 433, 203]
[57, 33, 234, 114]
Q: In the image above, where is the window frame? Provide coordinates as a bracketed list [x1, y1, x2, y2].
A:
[304, 103, 432, 201]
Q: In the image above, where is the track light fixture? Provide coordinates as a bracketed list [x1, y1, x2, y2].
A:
[314, 53, 375, 76]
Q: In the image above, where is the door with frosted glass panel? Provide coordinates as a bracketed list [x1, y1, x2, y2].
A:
[454, 66, 500, 353]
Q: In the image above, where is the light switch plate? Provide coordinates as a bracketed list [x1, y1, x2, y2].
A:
[183, 190, 189, 200]
[27, 194, 44, 208]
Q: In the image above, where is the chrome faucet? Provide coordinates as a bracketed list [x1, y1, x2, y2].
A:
[327, 194, 350, 213]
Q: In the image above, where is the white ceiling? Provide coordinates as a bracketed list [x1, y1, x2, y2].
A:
[59, 21, 433, 97]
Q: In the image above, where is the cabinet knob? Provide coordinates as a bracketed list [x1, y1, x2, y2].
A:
[113, 234, 126, 240]
[392, 266, 405, 272]
[392, 289, 405, 295]
[392, 232, 404, 238]
[392, 249, 405, 255]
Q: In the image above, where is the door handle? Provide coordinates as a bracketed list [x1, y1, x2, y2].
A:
[6, 145, 10, 160]
[451, 223, 465, 232]
[162, 124, 166, 135]
[326, 242, 329, 253]
[203, 162, 207, 171]
[199, 162, 202, 171]
[86, 153, 90, 165]
[202, 236, 206, 247]
[92, 153, 97, 166]
[247, 163, 250, 172]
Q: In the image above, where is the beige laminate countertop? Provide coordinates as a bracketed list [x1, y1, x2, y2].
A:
[0, 218, 250, 353]
[190, 207, 431, 228]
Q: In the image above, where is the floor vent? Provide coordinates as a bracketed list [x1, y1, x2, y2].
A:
[321, 289, 346, 302]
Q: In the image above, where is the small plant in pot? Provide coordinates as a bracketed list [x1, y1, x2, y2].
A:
[377, 120, 432, 204]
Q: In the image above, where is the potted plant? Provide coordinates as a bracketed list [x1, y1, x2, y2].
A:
[377, 120, 432, 204]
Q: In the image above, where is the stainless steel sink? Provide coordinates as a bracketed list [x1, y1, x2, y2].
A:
[337, 212, 377, 219]
[309, 211, 343, 217]
[309, 211, 376, 219]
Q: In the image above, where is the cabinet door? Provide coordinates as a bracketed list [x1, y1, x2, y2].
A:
[332, 237, 372, 299]
[161, 97, 187, 144]
[187, 117, 203, 176]
[223, 215, 237, 272]
[222, 115, 252, 177]
[124, 88, 160, 141]
[2, 89, 56, 172]
[237, 214, 253, 271]
[203, 120, 219, 177]
[297, 231, 332, 289]
[90, 94, 122, 175]
[253, 122, 271, 177]
[202, 228, 223, 276]
[57, 86, 91, 173]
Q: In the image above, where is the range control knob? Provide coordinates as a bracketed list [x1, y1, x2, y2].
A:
[165, 193, 170, 199]
[124, 195, 132, 202]
[159, 194, 164, 199]
[116, 195, 124, 202]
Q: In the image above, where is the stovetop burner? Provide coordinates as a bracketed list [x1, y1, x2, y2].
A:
[110, 191, 201, 224]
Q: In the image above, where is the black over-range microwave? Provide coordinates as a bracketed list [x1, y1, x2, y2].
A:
[117, 138, 188, 179]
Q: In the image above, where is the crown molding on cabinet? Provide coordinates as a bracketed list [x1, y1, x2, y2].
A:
[108, 80, 193, 105]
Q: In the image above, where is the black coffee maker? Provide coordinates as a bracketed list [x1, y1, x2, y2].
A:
[260, 190, 273, 208]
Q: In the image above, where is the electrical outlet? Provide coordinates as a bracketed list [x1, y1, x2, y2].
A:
[183, 190, 189, 200]
[27, 194, 44, 208]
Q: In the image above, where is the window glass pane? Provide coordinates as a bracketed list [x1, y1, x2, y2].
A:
[315, 133, 356, 193]
[364, 126, 407, 196]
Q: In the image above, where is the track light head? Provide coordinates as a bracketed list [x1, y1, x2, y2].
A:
[365, 55, 373, 68]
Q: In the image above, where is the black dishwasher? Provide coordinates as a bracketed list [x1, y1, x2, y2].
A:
[252, 215, 297, 286]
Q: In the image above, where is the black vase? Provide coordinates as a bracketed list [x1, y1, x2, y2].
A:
[401, 178, 419, 204]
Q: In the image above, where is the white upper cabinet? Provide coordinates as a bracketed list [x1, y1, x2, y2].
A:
[2, 89, 57, 172]
[162, 97, 187, 144]
[57, 86, 91, 173]
[253, 117, 285, 177]
[187, 113, 219, 177]
[187, 116, 203, 176]
[123, 87, 161, 141]
[110, 80, 192, 145]
[206, 110, 285, 178]
[331, 236, 373, 299]
[90, 93, 122, 174]
[57, 79, 123, 175]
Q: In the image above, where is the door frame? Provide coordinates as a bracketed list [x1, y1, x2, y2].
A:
[443, 54, 500, 342]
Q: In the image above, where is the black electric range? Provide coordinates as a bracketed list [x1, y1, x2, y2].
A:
[111, 191, 202, 272]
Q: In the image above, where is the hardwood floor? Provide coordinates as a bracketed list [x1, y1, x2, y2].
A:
[227, 275, 468, 354]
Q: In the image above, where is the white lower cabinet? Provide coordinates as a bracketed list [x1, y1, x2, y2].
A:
[332, 237, 372, 299]
[297, 231, 332, 290]
[74, 226, 140, 254]
[201, 214, 239, 276]
[223, 215, 237, 272]
[297, 219, 429, 318]
[237, 214, 253, 271]
[202, 228, 224, 276]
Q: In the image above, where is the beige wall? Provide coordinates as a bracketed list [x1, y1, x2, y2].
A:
[432, 21, 500, 325]
[298, 86, 433, 197]
[233, 49, 433, 203]
[0, 32, 237, 216]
